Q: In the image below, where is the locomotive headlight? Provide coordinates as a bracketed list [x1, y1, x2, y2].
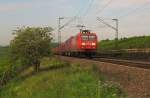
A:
[92, 43, 96, 46]
[81, 43, 86, 46]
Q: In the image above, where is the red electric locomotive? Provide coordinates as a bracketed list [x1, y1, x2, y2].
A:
[53, 30, 98, 57]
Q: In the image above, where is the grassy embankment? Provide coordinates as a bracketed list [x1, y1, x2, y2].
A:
[0, 46, 10, 78]
[98, 36, 150, 51]
[0, 57, 127, 98]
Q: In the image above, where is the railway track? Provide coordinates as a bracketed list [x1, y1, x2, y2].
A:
[91, 57, 150, 70]
[58, 55, 150, 69]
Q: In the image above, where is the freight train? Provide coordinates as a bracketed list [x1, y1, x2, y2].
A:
[53, 30, 98, 57]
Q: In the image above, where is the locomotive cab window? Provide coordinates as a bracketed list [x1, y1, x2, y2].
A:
[81, 35, 88, 40]
[89, 36, 96, 40]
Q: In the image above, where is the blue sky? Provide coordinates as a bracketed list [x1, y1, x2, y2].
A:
[0, 0, 150, 45]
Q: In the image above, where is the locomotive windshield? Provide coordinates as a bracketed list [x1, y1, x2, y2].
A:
[81, 35, 88, 40]
[89, 36, 96, 40]
[81, 35, 96, 40]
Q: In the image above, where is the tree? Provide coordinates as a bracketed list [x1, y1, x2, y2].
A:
[10, 27, 53, 72]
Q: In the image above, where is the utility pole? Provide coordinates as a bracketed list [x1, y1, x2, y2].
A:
[58, 16, 77, 44]
[112, 19, 119, 49]
[58, 17, 64, 57]
[112, 19, 119, 40]
[57, 16, 77, 58]
[97, 17, 119, 49]
[58, 16, 78, 39]
[58, 17, 64, 46]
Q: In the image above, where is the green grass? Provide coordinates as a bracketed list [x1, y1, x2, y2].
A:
[0, 47, 10, 77]
[0, 59, 127, 98]
[98, 36, 150, 51]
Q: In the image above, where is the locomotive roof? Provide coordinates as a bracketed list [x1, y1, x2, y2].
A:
[81, 30, 90, 32]
[79, 29, 96, 35]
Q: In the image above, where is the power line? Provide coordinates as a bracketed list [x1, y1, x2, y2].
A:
[119, 7, 150, 19]
[118, 1, 150, 19]
[97, 0, 113, 15]
[78, 0, 95, 29]
[97, 17, 119, 49]
[83, 0, 95, 16]
[56, 0, 94, 44]
[59, 0, 94, 30]
[97, 17, 116, 30]
[59, 16, 77, 30]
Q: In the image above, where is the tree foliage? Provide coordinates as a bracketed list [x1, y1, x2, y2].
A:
[10, 27, 53, 72]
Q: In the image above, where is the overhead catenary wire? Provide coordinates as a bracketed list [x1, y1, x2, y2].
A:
[96, 0, 113, 15]
[56, 0, 96, 44]
[119, 7, 150, 19]
[60, 0, 96, 31]
[118, 1, 150, 19]
[59, 0, 94, 29]
[80, 0, 95, 29]
[97, 17, 116, 30]
[83, 0, 95, 16]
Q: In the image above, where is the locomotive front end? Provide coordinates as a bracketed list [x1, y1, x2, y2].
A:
[79, 30, 97, 50]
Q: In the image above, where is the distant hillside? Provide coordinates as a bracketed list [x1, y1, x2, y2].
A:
[98, 36, 150, 51]
[0, 46, 9, 55]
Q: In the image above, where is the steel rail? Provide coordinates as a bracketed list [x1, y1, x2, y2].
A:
[91, 57, 150, 69]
